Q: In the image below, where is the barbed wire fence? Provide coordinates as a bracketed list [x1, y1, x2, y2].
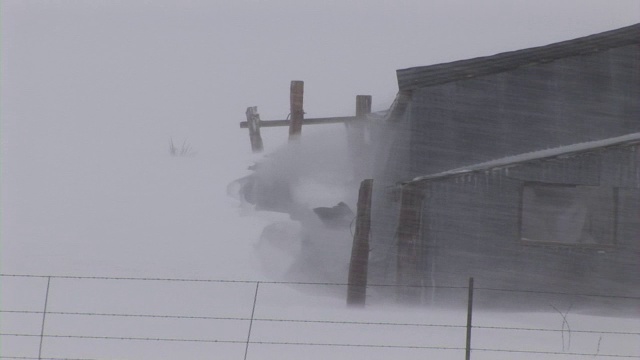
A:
[1, 274, 638, 360]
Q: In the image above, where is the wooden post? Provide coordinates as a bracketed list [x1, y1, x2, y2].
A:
[245, 106, 263, 153]
[240, 115, 358, 129]
[348, 95, 372, 179]
[466, 277, 474, 360]
[355, 95, 372, 118]
[396, 184, 424, 302]
[347, 179, 373, 306]
[289, 80, 304, 140]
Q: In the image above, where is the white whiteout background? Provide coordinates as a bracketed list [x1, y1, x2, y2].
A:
[1, 1, 639, 359]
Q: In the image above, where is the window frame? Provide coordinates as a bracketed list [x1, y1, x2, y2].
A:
[518, 181, 618, 249]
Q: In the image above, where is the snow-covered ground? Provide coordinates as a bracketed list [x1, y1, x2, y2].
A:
[2, 1, 639, 359]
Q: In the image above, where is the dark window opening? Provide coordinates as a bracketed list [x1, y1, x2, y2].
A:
[521, 184, 616, 246]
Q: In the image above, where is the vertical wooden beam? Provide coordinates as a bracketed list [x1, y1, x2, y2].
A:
[348, 95, 372, 179]
[245, 106, 263, 153]
[355, 95, 372, 118]
[396, 183, 424, 302]
[288, 80, 304, 140]
[347, 179, 373, 306]
[465, 277, 475, 360]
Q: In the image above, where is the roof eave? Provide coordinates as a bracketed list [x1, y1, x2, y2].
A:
[397, 23, 640, 92]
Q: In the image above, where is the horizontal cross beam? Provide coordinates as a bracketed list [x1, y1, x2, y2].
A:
[240, 116, 358, 129]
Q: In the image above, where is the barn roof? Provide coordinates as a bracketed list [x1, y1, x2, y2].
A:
[397, 23, 640, 92]
[409, 132, 640, 185]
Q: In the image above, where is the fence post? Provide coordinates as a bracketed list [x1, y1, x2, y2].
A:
[288, 80, 304, 140]
[246, 106, 263, 153]
[347, 179, 373, 306]
[38, 277, 51, 360]
[244, 281, 260, 360]
[466, 277, 474, 360]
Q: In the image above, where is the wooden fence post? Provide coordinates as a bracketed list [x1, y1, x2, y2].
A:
[466, 277, 474, 360]
[245, 106, 263, 153]
[289, 80, 304, 139]
[396, 184, 424, 302]
[347, 179, 373, 306]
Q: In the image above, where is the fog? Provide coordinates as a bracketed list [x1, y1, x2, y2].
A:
[229, 125, 364, 284]
[2, 1, 639, 358]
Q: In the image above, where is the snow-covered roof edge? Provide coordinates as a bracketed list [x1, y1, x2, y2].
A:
[409, 132, 640, 185]
[397, 23, 640, 91]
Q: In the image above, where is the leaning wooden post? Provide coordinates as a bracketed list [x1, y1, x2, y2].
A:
[347, 179, 373, 306]
[396, 183, 424, 302]
[288, 80, 304, 140]
[245, 106, 263, 153]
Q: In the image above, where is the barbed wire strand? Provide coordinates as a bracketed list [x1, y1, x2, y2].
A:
[472, 347, 640, 358]
[2, 274, 638, 358]
[0, 273, 463, 289]
[2, 273, 639, 300]
[1, 337, 638, 358]
[0, 333, 243, 344]
[1, 357, 97, 360]
[2, 310, 639, 335]
[0, 310, 248, 322]
[0, 334, 464, 350]
[0, 357, 98, 360]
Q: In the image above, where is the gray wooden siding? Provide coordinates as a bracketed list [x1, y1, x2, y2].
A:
[406, 44, 640, 178]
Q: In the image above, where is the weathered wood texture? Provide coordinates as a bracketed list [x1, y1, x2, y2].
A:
[397, 24, 639, 91]
[368, 25, 640, 307]
[465, 277, 474, 360]
[348, 95, 373, 179]
[288, 80, 304, 139]
[396, 184, 424, 302]
[347, 179, 373, 306]
[355, 95, 372, 118]
[240, 116, 357, 128]
[245, 106, 263, 153]
[406, 44, 640, 178]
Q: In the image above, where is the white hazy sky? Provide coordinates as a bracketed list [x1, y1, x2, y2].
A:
[2, 1, 639, 135]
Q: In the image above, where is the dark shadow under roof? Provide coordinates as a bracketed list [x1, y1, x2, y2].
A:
[397, 23, 640, 92]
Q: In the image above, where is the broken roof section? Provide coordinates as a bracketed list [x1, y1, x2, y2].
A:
[397, 23, 640, 92]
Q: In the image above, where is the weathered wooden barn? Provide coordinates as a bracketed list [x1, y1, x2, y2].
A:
[363, 24, 640, 306]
